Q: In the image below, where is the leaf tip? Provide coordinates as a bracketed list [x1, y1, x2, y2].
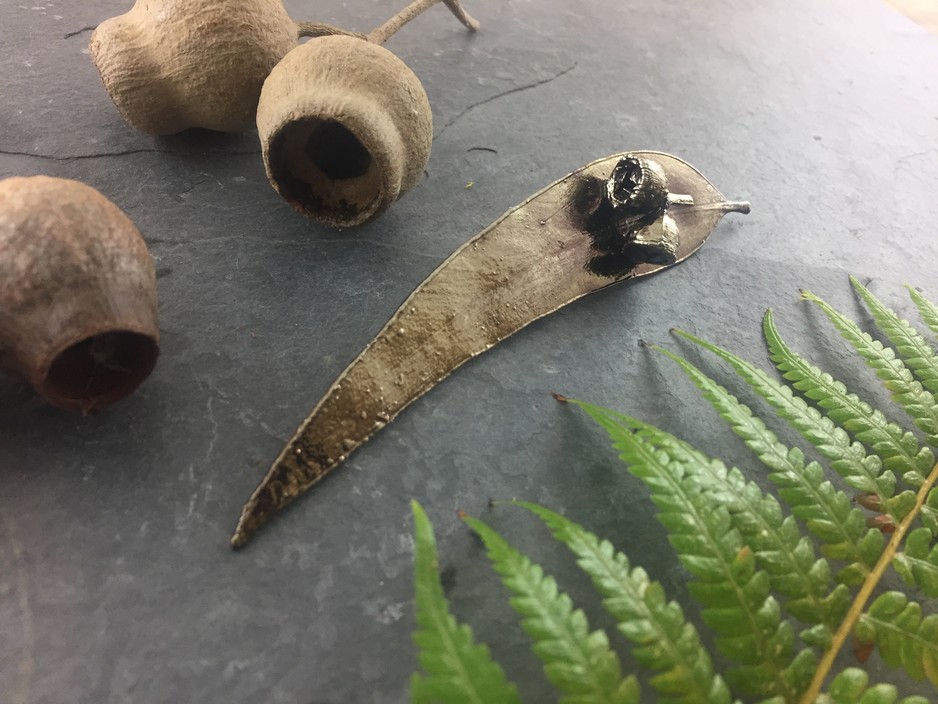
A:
[551, 392, 569, 403]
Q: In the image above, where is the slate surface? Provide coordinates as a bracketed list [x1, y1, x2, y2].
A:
[1, 1, 937, 702]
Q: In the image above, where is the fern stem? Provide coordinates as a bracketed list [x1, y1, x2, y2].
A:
[800, 461, 938, 703]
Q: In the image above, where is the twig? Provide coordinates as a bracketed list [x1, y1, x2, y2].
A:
[367, 0, 478, 45]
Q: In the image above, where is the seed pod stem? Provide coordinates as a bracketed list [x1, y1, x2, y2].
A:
[367, 0, 479, 45]
[295, 22, 367, 40]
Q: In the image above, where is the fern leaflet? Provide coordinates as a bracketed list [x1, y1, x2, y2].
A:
[672, 329, 893, 505]
[463, 514, 639, 704]
[819, 668, 929, 704]
[515, 501, 734, 704]
[653, 343, 879, 589]
[893, 527, 938, 598]
[802, 289, 938, 449]
[575, 402, 813, 700]
[410, 501, 520, 704]
[576, 404, 852, 638]
[763, 309, 934, 483]
[906, 286, 938, 341]
[855, 592, 938, 686]
[850, 278, 938, 396]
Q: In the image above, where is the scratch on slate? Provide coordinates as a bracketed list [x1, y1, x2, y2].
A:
[893, 150, 935, 181]
[434, 62, 578, 141]
[0, 147, 262, 162]
[3, 515, 36, 704]
[204, 395, 219, 465]
[0, 147, 169, 161]
[64, 25, 96, 39]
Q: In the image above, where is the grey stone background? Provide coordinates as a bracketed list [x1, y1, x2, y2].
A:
[1, 0, 936, 702]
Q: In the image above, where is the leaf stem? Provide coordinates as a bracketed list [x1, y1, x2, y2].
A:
[367, 0, 479, 45]
[800, 460, 938, 703]
[700, 200, 751, 214]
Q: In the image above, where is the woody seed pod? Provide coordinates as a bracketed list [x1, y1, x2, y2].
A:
[0, 177, 159, 414]
[89, 0, 298, 134]
[257, 35, 432, 228]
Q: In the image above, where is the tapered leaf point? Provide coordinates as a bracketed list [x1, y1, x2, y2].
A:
[411, 499, 426, 521]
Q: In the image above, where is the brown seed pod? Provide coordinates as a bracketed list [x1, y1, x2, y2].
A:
[257, 0, 479, 228]
[0, 177, 159, 414]
[256, 35, 432, 228]
[89, 0, 477, 139]
[89, 0, 298, 134]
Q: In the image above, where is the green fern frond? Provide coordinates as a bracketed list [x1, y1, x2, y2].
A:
[906, 286, 938, 341]
[571, 401, 852, 646]
[763, 309, 934, 484]
[850, 278, 938, 396]
[802, 289, 938, 450]
[410, 501, 521, 704]
[514, 501, 733, 704]
[653, 343, 878, 589]
[854, 592, 938, 686]
[574, 402, 813, 700]
[893, 527, 938, 598]
[462, 514, 639, 704]
[408, 278, 938, 704]
[672, 329, 893, 505]
[819, 669, 930, 704]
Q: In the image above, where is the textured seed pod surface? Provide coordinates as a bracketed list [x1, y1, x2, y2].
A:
[90, 0, 297, 134]
[0, 177, 159, 413]
[257, 35, 433, 228]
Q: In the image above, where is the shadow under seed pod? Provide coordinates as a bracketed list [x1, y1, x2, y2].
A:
[0, 177, 159, 414]
[257, 35, 433, 228]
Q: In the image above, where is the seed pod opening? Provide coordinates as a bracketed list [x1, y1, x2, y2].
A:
[0, 177, 159, 413]
[257, 35, 432, 228]
[89, 0, 297, 134]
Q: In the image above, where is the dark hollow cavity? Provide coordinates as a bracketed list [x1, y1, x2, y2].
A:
[306, 121, 372, 180]
[45, 331, 159, 410]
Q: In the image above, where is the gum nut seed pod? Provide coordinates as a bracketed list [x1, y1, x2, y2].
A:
[256, 35, 433, 228]
[0, 177, 159, 414]
[606, 156, 670, 227]
[89, 0, 297, 135]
